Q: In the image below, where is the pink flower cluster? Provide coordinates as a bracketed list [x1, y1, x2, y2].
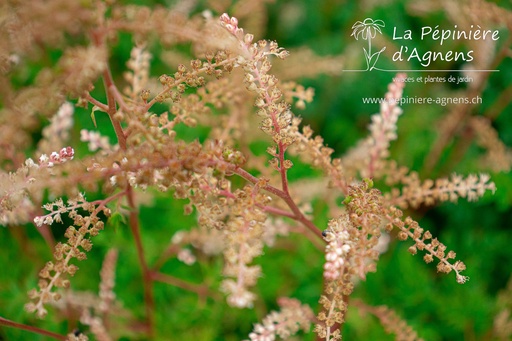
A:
[38, 147, 74, 168]
[220, 13, 254, 47]
[323, 230, 351, 280]
[219, 13, 241, 36]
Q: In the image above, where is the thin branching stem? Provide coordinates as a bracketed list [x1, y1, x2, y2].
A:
[127, 185, 155, 336]
[233, 167, 324, 240]
[0, 316, 67, 341]
[95, 28, 154, 334]
[151, 271, 219, 301]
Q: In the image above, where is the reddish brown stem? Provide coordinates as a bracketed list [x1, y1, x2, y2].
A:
[151, 271, 219, 301]
[95, 30, 153, 334]
[92, 27, 127, 151]
[424, 34, 512, 173]
[36, 225, 56, 248]
[127, 186, 155, 336]
[260, 205, 296, 219]
[485, 83, 512, 120]
[0, 316, 67, 341]
[152, 244, 182, 271]
[108, 84, 131, 113]
[234, 167, 324, 240]
[278, 142, 290, 194]
[221, 36, 324, 241]
[84, 92, 109, 112]
[102, 69, 127, 151]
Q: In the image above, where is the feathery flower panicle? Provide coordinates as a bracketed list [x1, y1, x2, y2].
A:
[79, 310, 111, 341]
[80, 130, 113, 152]
[124, 45, 152, 101]
[59, 46, 107, 97]
[322, 220, 352, 281]
[220, 184, 269, 308]
[389, 172, 497, 208]
[470, 116, 512, 173]
[220, 13, 292, 149]
[38, 147, 75, 168]
[0, 145, 76, 227]
[67, 332, 89, 341]
[38, 102, 74, 154]
[247, 298, 314, 341]
[27, 193, 112, 318]
[342, 73, 407, 179]
[353, 299, 424, 341]
[99, 249, 118, 314]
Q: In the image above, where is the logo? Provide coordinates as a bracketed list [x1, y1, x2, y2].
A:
[350, 18, 386, 71]
[347, 18, 500, 73]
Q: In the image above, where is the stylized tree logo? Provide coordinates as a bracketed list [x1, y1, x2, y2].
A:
[351, 18, 386, 71]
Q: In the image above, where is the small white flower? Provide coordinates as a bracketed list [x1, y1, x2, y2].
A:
[43, 216, 54, 225]
[177, 249, 196, 265]
[33, 216, 44, 227]
[25, 158, 36, 168]
[326, 252, 337, 262]
[456, 274, 469, 284]
[171, 231, 186, 244]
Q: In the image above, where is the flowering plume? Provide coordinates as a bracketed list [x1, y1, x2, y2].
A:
[247, 298, 314, 341]
[343, 73, 407, 178]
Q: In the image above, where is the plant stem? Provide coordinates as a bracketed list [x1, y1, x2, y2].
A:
[151, 271, 219, 301]
[84, 93, 109, 112]
[127, 185, 155, 336]
[423, 34, 512, 174]
[0, 316, 67, 340]
[152, 244, 182, 271]
[102, 68, 127, 151]
[233, 167, 324, 240]
[96, 33, 154, 335]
